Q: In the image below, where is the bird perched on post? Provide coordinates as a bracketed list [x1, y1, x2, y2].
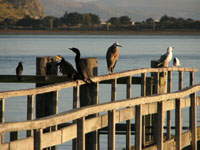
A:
[157, 46, 174, 67]
[68, 47, 92, 83]
[56, 55, 79, 80]
[106, 42, 122, 74]
[16, 62, 23, 80]
[173, 57, 180, 67]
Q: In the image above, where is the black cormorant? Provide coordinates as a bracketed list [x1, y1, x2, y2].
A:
[16, 61, 23, 80]
[106, 42, 122, 74]
[69, 47, 91, 83]
[56, 55, 79, 80]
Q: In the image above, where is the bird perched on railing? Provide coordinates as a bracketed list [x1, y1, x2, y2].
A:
[157, 46, 174, 66]
[173, 57, 180, 67]
[56, 55, 79, 80]
[16, 61, 23, 80]
[106, 42, 122, 74]
[69, 47, 92, 83]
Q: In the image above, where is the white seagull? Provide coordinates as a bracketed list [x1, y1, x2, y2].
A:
[158, 46, 174, 66]
[173, 57, 180, 67]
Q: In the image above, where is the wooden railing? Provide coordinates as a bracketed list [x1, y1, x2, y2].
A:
[0, 67, 199, 150]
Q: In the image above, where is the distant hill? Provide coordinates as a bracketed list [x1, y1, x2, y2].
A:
[39, 0, 200, 21]
[0, 0, 45, 21]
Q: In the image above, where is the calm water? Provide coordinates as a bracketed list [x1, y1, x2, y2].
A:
[0, 35, 200, 149]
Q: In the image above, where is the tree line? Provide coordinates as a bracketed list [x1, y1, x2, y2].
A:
[0, 12, 200, 30]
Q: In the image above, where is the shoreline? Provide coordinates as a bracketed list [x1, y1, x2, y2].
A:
[0, 29, 200, 35]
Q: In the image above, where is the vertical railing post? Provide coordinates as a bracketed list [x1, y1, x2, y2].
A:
[191, 92, 197, 150]
[190, 71, 194, 86]
[93, 82, 99, 150]
[51, 90, 59, 150]
[141, 73, 146, 148]
[27, 95, 34, 137]
[157, 102, 163, 150]
[135, 105, 142, 150]
[126, 76, 132, 150]
[175, 98, 182, 150]
[77, 117, 85, 150]
[167, 71, 172, 139]
[189, 71, 194, 130]
[178, 71, 183, 90]
[0, 98, 5, 143]
[155, 72, 160, 94]
[108, 78, 117, 150]
[73, 85, 80, 150]
[34, 128, 43, 150]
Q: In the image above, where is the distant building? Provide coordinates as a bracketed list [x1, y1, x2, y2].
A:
[131, 21, 135, 26]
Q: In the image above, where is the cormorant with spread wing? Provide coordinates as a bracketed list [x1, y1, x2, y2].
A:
[56, 55, 79, 80]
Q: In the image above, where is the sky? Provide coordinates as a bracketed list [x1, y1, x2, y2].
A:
[40, 0, 200, 21]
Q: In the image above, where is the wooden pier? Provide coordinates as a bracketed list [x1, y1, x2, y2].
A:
[0, 59, 199, 150]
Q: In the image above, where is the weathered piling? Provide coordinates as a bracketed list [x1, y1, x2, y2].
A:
[36, 56, 58, 150]
[36, 56, 58, 118]
[150, 60, 168, 145]
[78, 58, 98, 150]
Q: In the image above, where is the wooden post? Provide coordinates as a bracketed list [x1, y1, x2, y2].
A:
[36, 56, 58, 118]
[191, 92, 197, 150]
[135, 105, 142, 150]
[151, 60, 167, 144]
[126, 76, 132, 150]
[27, 95, 34, 137]
[79, 58, 98, 150]
[93, 82, 99, 150]
[34, 129, 43, 150]
[73, 86, 80, 150]
[141, 73, 146, 148]
[157, 102, 163, 150]
[175, 98, 182, 150]
[36, 56, 58, 150]
[77, 117, 85, 150]
[108, 78, 117, 150]
[178, 71, 183, 90]
[167, 71, 172, 139]
[189, 72, 194, 130]
[0, 98, 5, 143]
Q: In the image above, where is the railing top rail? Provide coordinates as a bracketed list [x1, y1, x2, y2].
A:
[0, 83, 199, 134]
[0, 67, 197, 99]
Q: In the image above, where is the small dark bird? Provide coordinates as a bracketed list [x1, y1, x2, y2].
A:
[56, 55, 79, 80]
[16, 62, 23, 80]
[106, 42, 122, 74]
[173, 57, 180, 67]
[68, 47, 92, 83]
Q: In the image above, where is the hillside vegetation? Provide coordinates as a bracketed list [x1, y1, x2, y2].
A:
[0, 0, 45, 21]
